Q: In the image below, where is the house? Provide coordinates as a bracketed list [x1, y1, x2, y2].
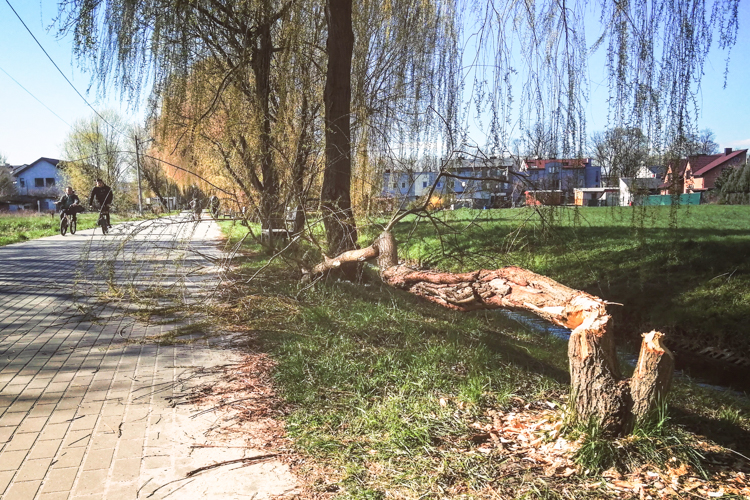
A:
[618, 177, 662, 206]
[520, 157, 602, 204]
[381, 170, 444, 208]
[618, 165, 664, 206]
[659, 148, 747, 195]
[380, 155, 519, 209]
[446, 156, 516, 208]
[3, 158, 63, 211]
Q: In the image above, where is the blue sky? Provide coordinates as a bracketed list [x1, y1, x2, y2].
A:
[0, 0, 141, 165]
[1, 1, 749, 166]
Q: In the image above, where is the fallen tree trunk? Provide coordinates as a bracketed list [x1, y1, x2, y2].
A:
[312, 231, 674, 436]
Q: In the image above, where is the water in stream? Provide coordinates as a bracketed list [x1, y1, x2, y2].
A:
[495, 309, 748, 397]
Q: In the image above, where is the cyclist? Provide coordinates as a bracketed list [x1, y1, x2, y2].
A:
[88, 178, 114, 228]
[57, 186, 83, 222]
[190, 197, 202, 220]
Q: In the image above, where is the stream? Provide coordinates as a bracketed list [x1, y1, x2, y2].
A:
[495, 309, 749, 398]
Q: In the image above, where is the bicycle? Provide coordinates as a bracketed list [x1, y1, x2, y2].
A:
[55, 202, 78, 236]
[58, 209, 77, 236]
[92, 205, 111, 234]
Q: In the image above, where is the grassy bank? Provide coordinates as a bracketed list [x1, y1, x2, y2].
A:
[0, 211, 125, 246]
[216, 212, 750, 498]
[361, 205, 750, 355]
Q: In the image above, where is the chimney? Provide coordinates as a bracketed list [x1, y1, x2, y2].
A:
[725, 147, 733, 155]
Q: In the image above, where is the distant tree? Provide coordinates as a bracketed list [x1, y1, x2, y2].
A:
[719, 161, 750, 204]
[60, 112, 133, 203]
[589, 127, 650, 180]
[667, 129, 720, 157]
[522, 123, 558, 159]
[0, 165, 15, 201]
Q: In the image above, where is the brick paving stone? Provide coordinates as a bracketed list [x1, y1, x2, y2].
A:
[72, 467, 109, 496]
[6, 431, 39, 451]
[27, 439, 62, 460]
[0, 470, 14, 493]
[0, 219, 298, 499]
[52, 447, 86, 469]
[40, 467, 78, 494]
[0, 412, 28, 427]
[4, 479, 42, 500]
[38, 492, 72, 500]
[15, 458, 54, 481]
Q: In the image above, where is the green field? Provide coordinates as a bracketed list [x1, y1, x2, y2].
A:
[0, 212, 121, 246]
[361, 205, 750, 354]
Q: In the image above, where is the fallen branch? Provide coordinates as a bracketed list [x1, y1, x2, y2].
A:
[310, 230, 674, 436]
[185, 454, 279, 477]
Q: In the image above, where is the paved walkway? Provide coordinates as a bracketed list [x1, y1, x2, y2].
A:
[0, 216, 297, 499]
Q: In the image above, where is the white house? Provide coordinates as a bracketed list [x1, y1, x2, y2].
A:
[615, 165, 663, 206]
[5, 158, 63, 211]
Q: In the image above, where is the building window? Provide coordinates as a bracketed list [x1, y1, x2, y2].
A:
[46, 178, 55, 187]
[436, 182, 442, 188]
[422, 181, 428, 188]
[35, 178, 44, 187]
[19, 178, 25, 188]
[401, 182, 406, 188]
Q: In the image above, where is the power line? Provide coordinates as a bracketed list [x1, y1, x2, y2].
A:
[4, 0, 122, 135]
[0, 65, 72, 127]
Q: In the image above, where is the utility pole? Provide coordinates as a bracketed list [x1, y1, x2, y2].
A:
[134, 136, 143, 216]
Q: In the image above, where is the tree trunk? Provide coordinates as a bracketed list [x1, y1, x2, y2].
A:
[321, 0, 357, 257]
[312, 231, 675, 436]
[252, 4, 281, 246]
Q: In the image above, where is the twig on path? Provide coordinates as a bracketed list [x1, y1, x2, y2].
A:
[185, 454, 278, 477]
[189, 396, 256, 419]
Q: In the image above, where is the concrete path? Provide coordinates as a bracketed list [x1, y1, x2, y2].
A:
[0, 216, 297, 499]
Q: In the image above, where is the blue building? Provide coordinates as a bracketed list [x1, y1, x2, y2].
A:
[521, 157, 601, 204]
[3, 158, 63, 211]
[381, 156, 519, 209]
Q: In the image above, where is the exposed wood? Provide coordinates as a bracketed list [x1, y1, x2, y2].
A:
[630, 331, 674, 420]
[310, 230, 674, 436]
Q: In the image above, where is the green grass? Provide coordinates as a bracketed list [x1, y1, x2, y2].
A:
[210, 207, 750, 498]
[0, 212, 126, 246]
[367, 205, 750, 353]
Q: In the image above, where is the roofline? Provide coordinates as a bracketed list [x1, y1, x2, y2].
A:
[692, 149, 747, 177]
[10, 158, 62, 176]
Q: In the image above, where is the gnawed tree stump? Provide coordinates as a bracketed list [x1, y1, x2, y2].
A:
[312, 231, 674, 436]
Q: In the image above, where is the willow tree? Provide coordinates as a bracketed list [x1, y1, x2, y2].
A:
[57, 0, 307, 239]
[314, 0, 740, 436]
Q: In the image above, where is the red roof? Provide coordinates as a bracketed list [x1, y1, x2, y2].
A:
[693, 149, 747, 177]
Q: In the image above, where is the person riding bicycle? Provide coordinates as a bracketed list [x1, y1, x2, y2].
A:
[88, 178, 114, 228]
[189, 197, 202, 220]
[57, 186, 83, 221]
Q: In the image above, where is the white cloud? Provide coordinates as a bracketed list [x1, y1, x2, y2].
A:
[723, 138, 750, 150]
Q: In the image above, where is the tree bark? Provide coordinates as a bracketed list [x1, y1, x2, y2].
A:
[312, 231, 674, 436]
[252, 2, 281, 246]
[321, 0, 358, 258]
